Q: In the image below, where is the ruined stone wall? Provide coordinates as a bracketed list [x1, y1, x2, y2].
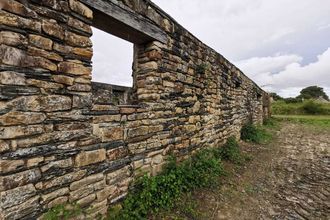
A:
[0, 0, 270, 219]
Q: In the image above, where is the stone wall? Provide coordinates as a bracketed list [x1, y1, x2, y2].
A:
[0, 0, 270, 219]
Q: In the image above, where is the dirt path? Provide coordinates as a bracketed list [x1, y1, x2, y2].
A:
[171, 122, 330, 220]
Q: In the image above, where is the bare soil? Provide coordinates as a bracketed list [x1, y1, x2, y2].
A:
[160, 122, 330, 220]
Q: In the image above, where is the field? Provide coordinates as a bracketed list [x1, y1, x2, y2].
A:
[271, 100, 330, 115]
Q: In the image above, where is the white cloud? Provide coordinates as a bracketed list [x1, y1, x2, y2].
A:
[91, 0, 330, 96]
[91, 28, 133, 86]
[237, 48, 330, 97]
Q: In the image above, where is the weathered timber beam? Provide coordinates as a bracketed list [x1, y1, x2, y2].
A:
[80, 0, 167, 44]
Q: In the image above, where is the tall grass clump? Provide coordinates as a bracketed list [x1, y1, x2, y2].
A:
[110, 148, 225, 220]
[240, 123, 271, 144]
[218, 136, 242, 164]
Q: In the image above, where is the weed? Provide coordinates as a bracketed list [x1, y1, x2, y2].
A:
[196, 63, 209, 74]
[218, 136, 242, 164]
[241, 123, 272, 144]
[43, 203, 82, 220]
[108, 148, 224, 219]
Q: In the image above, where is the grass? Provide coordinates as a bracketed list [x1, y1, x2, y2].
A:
[240, 123, 273, 144]
[272, 100, 330, 115]
[273, 115, 330, 129]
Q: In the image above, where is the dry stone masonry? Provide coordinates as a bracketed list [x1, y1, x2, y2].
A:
[0, 0, 270, 219]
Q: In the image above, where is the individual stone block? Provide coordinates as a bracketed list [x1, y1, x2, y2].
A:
[0, 31, 27, 47]
[68, 17, 92, 34]
[76, 193, 96, 207]
[0, 71, 26, 85]
[42, 19, 64, 40]
[65, 31, 92, 47]
[58, 61, 91, 76]
[28, 34, 53, 50]
[0, 168, 41, 191]
[41, 170, 86, 189]
[41, 158, 73, 172]
[14, 95, 72, 112]
[0, 184, 36, 209]
[0, 159, 24, 174]
[41, 187, 69, 204]
[0, 140, 10, 153]
[2, 0, 37, 18]
[99, 127, 124, 142]
[74, 149, 106, 167]
[69, 0, 93, 19]
[27, 46, 63, 62]
[26, 78, 64, 89]
[0, 124, 48, 139]
[70, 173, 104, 191]
[0, 111, 46, 126]
[95, 185, 117, 202]
[107, 146, 128, 161]
[0, 10, 41, 32]
[52, 75, 75, 85]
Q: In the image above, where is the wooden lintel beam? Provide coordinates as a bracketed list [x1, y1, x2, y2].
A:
[80, 0, 167, 44]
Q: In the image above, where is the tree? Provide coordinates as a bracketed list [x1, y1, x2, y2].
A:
[269, 92, 283, 101]
[299, 86, 329, 101]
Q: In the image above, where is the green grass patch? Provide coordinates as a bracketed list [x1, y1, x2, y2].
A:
[272, 100, 330, 115]
[273, 115, 330, 129]
[107, 138, 246, 219]
[240, 123, 272, 144]
[42, 203, 83, 220]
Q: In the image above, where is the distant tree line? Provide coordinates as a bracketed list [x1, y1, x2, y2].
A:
[270, 86, 329, 103]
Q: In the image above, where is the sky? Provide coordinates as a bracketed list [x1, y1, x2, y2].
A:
[91, 0, 330, 98]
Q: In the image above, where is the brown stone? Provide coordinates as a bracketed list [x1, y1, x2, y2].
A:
[2, 0, 37, 18]
[0, 31, 27, 47]
[74, 149, 106, 167]
[23, 55, 58, 71]
[41, 158, 73, 172]
[41, 187, 69, 204]
[107, 146, 128, 161]
[76, 193, 96, 207]
[96, 185, 117, 202]
[28, 34, 53, 50]
[69, 186, 94, 202]
[52, 74, 75, 86]
[0, 184, 36, 209]
[100, 127, 124, 142]
[47, 196, 68, 208]
[0, 124, 48, 139]
[65, 31, 92, 47]
[27, 46, 63, 61]
[72, 47, 93, 59]
[41, 170, 86, 189]
[0, 10, 41, 32]
[0, 71, 26, 85]
[0, 140, 10, 153]
[26, 78, 64, 89]
[70, 173, 104, 191]
[93, 115, 121, 123]
[120, 107, 136, 114]
[68, 83, 91, 91]
[26, 157, 44, 167]
[69, 0, 93, 19]
[58, 61, 91, 76]
[1, 195, 39, 220]
[14, 95, 72, 112]
[0, 159, 24, 174]
[68, 17, 92, 34]
[42, 19, 64, 40]
[0, 44, 25, 66]
[0, 168, 41, 191]
[127, 126, 149, 138]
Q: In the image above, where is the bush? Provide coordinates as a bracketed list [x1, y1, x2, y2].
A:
[240, 123, 271, 144]
[109, 148, 226, 219]
[43, 204, 82, 220]
[301, 100, 324, 115]
[218, 136, 241, 163]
